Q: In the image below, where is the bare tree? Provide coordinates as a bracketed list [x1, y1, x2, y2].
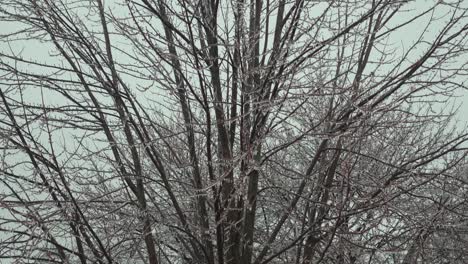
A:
[1, 0, 468, 263]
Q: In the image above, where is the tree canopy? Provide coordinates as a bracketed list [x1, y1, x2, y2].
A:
[1, 0, 468, 263]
